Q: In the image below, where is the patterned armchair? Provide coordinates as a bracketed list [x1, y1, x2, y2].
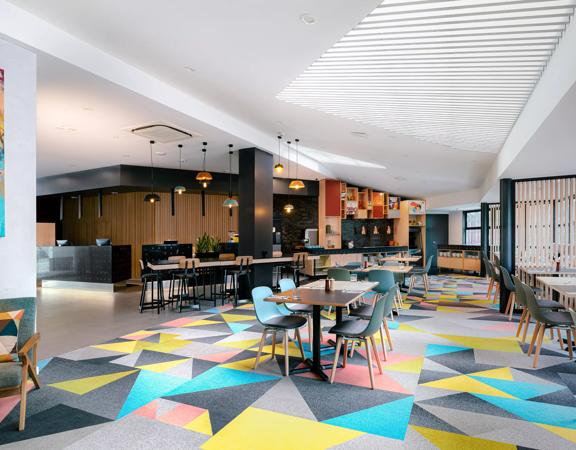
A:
[0, 297, 40, 431]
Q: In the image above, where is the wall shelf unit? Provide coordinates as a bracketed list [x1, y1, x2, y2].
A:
[437, 245, 481, 274]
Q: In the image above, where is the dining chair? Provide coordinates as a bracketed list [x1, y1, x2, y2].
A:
[500, 266, 517, 320]
[408, 255, 434, 293]
[326, 268, 352, 314]
[519, 282, 574, 368]
[252, 287, 307, 376]
[279, 278, 316, 349]
[329, 287, 395, 389]
[0, 298, 41, 431]
[483, 257, 500, 302]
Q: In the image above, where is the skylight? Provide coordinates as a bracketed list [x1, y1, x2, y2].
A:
[278, 0, 576, 152]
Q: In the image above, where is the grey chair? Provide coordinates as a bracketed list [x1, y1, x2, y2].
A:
[279, 278, 316, 350]
[252, 287, 307, 376]
[409, 255, 434, 293]
[0, 298, 41, 431]
[519, 282, 574, 368]
[328, 287, 396, 389]
[500, 266, 517, 320]
[483, 257, 500, 302]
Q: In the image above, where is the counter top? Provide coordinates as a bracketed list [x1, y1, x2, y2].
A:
[305, 246, 408, 255]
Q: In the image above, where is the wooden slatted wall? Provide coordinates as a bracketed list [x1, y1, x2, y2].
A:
[62, 191, 238, 278]
[489, 203, 500, 258]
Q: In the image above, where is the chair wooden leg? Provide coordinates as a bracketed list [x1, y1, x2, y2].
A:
[329, 336, 343, 384]
[370, 335, 383, 375]
[557, 329, 564, 350]
[283, 331, 290, 376]
[19, 362, 29, 431]
[342, 340, 348, 368]
[364, 339, 375, 390]
[533, 324, 546, 368]
[307, 316, 313, 353]
[271, 331, 277, 359]
[528, 321, 541, 356]
[522, 312, 531, 344]
[350, 341, 356, 357]
[504, 292, 513, 317]
[383, 319, 393, 351]
[295, 328, 306, 361]
[379, 325, 388, 361]
[516, 309, 526, 338]
[253, 329, 268, 369]
[566, 329, 573, 360]
[550, 328, 554, 340]
[487, 279, 494, 298]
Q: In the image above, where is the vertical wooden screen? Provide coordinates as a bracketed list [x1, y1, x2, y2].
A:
[62, 191, 239, 278]
[515, 177, 576, 268]
[488, 203, 500, 258]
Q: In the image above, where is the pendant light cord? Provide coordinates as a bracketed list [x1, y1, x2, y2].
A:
[178, 144, 183, 170]
[149, 140, 155, 194]
[295, 138, 300, 180]
[287, 140, 291, 178]
[228, 144, 233, 197]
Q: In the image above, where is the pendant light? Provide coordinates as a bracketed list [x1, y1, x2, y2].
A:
[283, 203, 294, 213]
[283, 140, 295, 214]
[288, 138, 305, 190]
[196, 142, 212, 188]
[174, 144, 186, 195]
[274, 135, 284, 174]
[144, 140, 161, 203]
[223, 145, 239, 208]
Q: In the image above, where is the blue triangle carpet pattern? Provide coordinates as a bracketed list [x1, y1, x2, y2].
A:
[1, 275, 576, 448]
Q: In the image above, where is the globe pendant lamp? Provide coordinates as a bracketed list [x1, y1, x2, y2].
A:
[144, 140, 161, 203]
[288, 138, 305, 190]
[223, 145, 238, 208]
[174, 143, 186, 195]
[196, 142, 212, 188]
[274, 135, 284, 174]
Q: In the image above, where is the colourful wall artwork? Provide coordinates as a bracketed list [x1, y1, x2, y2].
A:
[0, 68, 4, 237]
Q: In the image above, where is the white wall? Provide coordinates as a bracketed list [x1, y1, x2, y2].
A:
[0, 38, 36, 299]
[448, 211, 463, 245]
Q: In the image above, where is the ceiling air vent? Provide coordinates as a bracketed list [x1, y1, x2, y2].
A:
[128, 122, 200, 143]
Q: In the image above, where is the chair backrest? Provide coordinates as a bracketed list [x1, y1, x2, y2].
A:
[345, 262, 362, 269]
[367, 269, 395, 294]
[519, 281, 547, 322]
[361, 286, 396, 336]
[499, 266, 515, 292]
[168, 255, 185, 262]
[279, 278, 296, 293]
[483, 256, 494, 278]
[293, 252, 307, 265]
[327, 268, 351, 281]
[424, 255, 434, 273]
[219, 253, 236, 261]
[139, 259, 145, 271]
[236, 256, 253, 268]
[510, 275, 526, 306]
[252, 286, 281, 325]
[0, 297, 36, 348]
[180, 258, 200, 270]
[493, 254, 501, 267]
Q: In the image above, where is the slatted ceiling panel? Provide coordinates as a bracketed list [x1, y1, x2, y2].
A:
[62, 191, 238, 278]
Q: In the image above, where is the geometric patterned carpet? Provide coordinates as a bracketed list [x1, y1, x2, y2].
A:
[1, 275, 575, 449]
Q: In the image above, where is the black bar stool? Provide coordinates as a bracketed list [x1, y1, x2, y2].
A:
[139, 259, 163, 313]
[174, 258, 200, 312]
[284, 252, 307, 287]
[224, 256, 253, 306]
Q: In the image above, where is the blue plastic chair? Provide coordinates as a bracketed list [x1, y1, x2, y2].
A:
[409, 255, 434, 293]
[279, 278, 315, 347]
[252, 286, 307, 376]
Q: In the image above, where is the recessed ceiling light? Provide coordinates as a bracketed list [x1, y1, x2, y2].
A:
[155, 151, 167, 156]
[350, 131, 368, 138]
[300, 13, 317, 25]
[184, 66, 196, 73]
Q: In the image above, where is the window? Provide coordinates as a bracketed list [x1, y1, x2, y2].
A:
[464, 210, 481, 246]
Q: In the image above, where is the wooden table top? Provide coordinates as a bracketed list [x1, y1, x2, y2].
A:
[353, 265, 413, 274]
[266, 281, 377, 308]
[147, 255, 319, 271]
[536, 276, 576, 295]
[379, 255, 421, 263]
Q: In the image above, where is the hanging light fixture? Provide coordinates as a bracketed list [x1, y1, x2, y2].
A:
[288, 138, 305, 190]
[274, 135, 284, 174]
[174, 144, 186, 195]
[196, 142, 212, 188]
[284, 203, 294, 213]
[144, 140, 161, 203]
[223, 145, 239, 208]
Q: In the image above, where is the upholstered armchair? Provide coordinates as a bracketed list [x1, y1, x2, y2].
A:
[0, 297, 40, 431]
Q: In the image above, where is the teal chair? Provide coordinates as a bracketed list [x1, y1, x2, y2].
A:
[409, 255, 434, 293]
[328, 287, 396, 389]
[279, 278, 315, 348]
[251, 287, 307, 376]
[0, 298, 40, 431]
[519, 282, 574, 368]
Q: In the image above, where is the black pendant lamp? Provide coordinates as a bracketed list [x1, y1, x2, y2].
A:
[174, 144, 186, 195]
[274, 135, 284, 174]
[196, 142, 212, 188]
[223, 145, 239, 208]
[144, 140, 161, 203]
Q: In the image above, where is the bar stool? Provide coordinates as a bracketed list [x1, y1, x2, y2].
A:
[167, 255, 186, 307]
[285, 252, 307, 287]
[224, 256, 253, 306]
[139, 259, 163, 313]
[175, 258, 200, 312]
[213, 253, 236, 304]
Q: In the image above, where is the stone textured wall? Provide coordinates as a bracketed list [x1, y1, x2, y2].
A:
[341, 219, 395, 248]
[273, 195, 318, 254]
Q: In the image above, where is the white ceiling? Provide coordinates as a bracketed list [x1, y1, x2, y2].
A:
[3, 0, 575, 199]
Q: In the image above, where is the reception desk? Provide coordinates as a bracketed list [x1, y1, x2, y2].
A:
[37, 245, 132, 291]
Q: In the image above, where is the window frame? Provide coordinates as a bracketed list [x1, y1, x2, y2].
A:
[463, 209, 481, 245]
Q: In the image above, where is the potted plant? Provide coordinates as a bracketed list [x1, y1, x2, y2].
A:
[195, 233, 221, 259]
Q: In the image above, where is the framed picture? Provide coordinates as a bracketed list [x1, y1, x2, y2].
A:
[408, 200, 426, 215]
[0, 68, 4, 237]
[388, 196, 400, 218]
